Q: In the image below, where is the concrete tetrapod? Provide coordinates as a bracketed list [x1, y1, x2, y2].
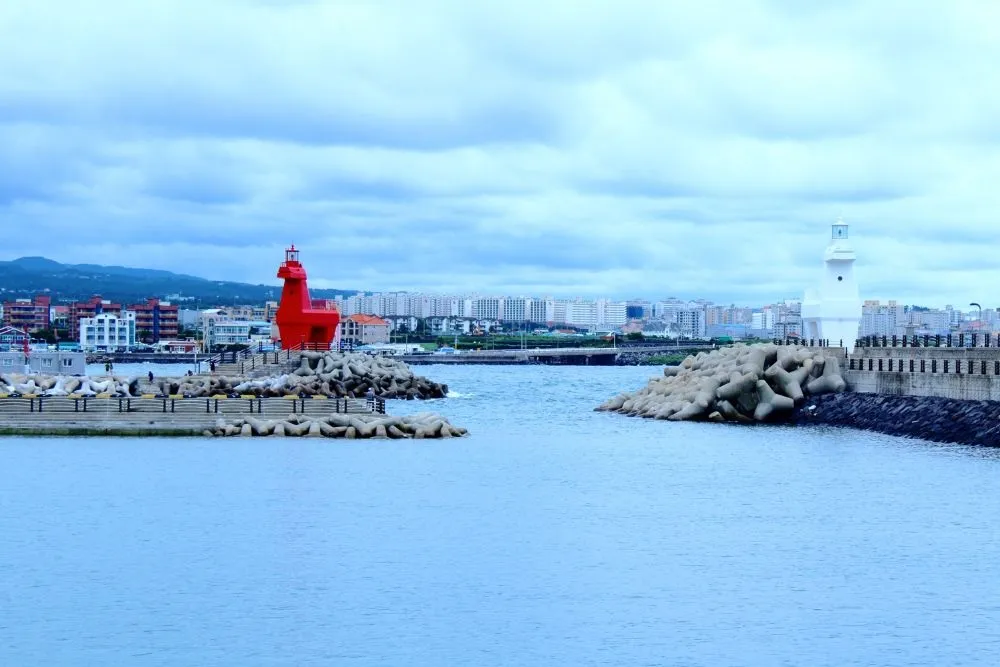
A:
[1, 373, 140, 397]
[206, 412, 468, 439]
[596, 343, 847, 423]
[1, 353, 448, 402]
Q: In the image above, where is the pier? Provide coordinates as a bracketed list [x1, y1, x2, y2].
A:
[400, 344, 717, 366]
[842, 334, 1000, 401]
[0, 394, 384, 436]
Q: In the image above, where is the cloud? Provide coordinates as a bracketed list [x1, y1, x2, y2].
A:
[3, 0, 1000, 307]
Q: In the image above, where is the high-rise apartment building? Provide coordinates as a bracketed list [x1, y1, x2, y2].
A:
[473, 297, 503, 320]
[677, 309, 707, 338]
[503, 298, 529, 322]
[860, 300, 905, 337]
[529, 299, 548, 324]
[566, 300, 598, 331]
[596, 299, 627, 329]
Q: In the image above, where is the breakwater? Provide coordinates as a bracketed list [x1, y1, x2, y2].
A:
[0, 395, 386, 436]
[792, 393, 1000, 447]
[2, 351, 448, 400]
[845, 345, 1000, 401]
[596, 342, 1000, 447]
[597, 343, 846, 422]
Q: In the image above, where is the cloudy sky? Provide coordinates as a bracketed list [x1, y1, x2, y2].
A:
[3, 0, 1000, 306]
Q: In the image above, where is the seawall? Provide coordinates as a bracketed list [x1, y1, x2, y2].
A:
[792, 393, 1000, 447]
[843, 346, 1000, 401]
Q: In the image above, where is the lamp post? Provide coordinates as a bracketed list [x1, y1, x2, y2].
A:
[970, 302, 982, 346]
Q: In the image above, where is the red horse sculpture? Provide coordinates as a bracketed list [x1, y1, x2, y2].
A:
[274, 245, 340, 350]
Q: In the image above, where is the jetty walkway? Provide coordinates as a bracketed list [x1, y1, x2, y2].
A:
[0, 395, 384, 436]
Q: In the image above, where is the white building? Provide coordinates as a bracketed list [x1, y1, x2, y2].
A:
[907, 308, 952, 335]
[528, 299, 548, 324]
[860, 300, 905, 337]
[1, 350, 86, 375]
[802, 221, 862, 351]
[652, 298, 687, 323]
[596, 299, 628, 330]
[473, 297, 503, 320]
[79, 311, 137, 352]
[751, 309, 775, 332]
[566, 300, 598, 331]
[200, 310, 272, 351]
[503, 297, 529, 322]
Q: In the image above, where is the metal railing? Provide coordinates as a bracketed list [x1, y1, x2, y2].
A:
[854, 333, 999, 349]
[772, 338, 841, 348]
[0, 394, 386, 415]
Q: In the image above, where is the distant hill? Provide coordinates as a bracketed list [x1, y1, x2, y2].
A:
[0, 256, 357, 307]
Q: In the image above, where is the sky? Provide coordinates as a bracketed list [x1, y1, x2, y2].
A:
[3, 0, 1000, 307]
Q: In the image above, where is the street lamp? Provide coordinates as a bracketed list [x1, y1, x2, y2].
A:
[970, 302, 982, 345]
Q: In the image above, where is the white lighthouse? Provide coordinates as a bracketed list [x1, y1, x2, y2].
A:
[801, 221, 861, 352]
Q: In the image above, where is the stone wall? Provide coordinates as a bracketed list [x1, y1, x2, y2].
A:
[844, 369, 1000, 401]
[844, 347, 1000, 401]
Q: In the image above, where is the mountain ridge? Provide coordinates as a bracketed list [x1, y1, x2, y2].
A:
[0, 256, 358, 306]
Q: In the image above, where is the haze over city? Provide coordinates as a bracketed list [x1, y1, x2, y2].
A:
[3, 1, 1000, 306]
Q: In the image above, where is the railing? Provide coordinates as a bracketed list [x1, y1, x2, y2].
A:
[853, 333, 999, 348]
[772, 338, 843, 349]
[227, 341, 354, 374]
[0, 394, 386, 415]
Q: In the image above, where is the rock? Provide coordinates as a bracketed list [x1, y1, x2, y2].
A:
[791, 393, 1000, 447]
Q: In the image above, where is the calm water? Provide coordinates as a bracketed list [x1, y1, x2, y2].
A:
[2, 365, 1000, 666]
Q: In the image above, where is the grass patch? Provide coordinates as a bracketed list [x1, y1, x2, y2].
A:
[642, 354, 688, 366]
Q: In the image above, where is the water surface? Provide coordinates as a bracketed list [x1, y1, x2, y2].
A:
[2, 365, 999, 666]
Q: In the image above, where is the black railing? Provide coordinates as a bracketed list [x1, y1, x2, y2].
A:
[772, 338, 844, 350]
[0, 395, 387, 414]
[853, 334, 998, 348]
[845, 355, 1000, 376]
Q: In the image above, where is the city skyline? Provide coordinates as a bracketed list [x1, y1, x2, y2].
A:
[4, 2, 1000, 304]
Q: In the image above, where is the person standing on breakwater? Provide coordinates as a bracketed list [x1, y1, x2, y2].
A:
[148, 370, 154, 385]
[366, 387, 376, 412]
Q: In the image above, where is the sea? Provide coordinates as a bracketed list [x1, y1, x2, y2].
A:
[2, 364, 1000, 666]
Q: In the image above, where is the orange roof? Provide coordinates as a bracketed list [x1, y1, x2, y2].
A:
[348, 314, 389, 326]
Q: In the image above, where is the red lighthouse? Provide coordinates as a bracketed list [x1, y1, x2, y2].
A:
[274, 245, 341, 350]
